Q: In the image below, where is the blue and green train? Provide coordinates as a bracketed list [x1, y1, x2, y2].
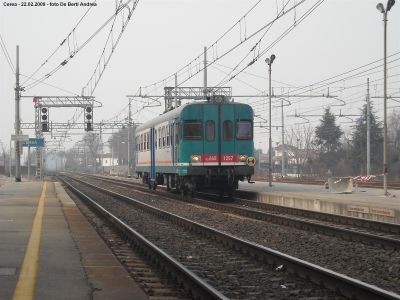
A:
[134, 96, 255, 196]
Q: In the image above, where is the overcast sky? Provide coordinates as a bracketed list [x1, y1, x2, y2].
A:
[1, 0, 399, 154]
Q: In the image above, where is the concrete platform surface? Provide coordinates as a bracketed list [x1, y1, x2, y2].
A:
[0, 180, 148, 300]
[239, 181, 400, 223]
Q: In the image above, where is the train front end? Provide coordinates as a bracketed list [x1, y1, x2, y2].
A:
[178, 97, 254, 196]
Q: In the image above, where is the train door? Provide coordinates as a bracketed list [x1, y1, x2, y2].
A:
[174, 121, 179, 168]
[149, 128, 156, 189]
[220, 104, 236, 165]
[203, 105, 218, 165]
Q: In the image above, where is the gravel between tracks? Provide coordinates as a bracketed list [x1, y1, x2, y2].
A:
[70, 178, 345, 300]
[87, 178, 400, 295]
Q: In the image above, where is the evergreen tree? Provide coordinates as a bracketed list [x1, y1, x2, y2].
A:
[350, 102, 383, 175]
[314, 107, 343, 174]
[315, 108, 343, 153]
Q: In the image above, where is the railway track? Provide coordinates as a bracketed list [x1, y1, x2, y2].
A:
[81, 173, 400, 250]
[60, 175, 226, 300]
[60, 173, 400, 299]
[269, 177, 400, 190]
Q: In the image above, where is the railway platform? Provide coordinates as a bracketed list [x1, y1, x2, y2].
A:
[240, 181, 400, 223]
[0, 180, 148, 300]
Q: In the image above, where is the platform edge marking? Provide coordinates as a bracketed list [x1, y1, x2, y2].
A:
[12, 182, 47, 300]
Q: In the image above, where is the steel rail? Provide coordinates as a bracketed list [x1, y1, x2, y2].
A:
[80, 173, 400, 249]
[233, 196, 400, 234]
[59, 175, 228, 300]
[271, 177, 400, 190]
[62, 174, 400, 300]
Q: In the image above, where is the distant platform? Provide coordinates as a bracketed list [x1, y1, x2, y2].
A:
[239, 181, 400, 224]
[0, 180, 147, 300]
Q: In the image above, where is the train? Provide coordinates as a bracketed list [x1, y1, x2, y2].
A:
[134, 95, 255, 197]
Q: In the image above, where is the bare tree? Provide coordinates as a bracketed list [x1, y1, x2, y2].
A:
[83, 133, 102, 169]
[285, 124, 316, 176]
[388, 109, 400, 179]
[108, 128, 129, 165]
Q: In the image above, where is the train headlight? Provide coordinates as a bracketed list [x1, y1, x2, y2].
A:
[247, 156, 256, 166]
[190, 155, 201, 162]
[239, 155, 247, 162]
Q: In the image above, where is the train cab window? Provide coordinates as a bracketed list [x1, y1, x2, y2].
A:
[183, 120, 202, 139]
[236, 120, 252, 140]
[223, 120, 233, 141]
[205, 120, 215, 141]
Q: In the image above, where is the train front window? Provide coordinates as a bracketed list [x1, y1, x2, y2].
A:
[223, 120, 233, 141]
[236, 120, 252, 140]
[183, 120, 202, 139]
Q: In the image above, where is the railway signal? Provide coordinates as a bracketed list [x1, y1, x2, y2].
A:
[41, 107, 49, 132]
[84, 106, 93, 131]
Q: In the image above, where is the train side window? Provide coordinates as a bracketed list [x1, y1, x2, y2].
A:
[175, 123, 180, 143]
[167, 125, 170, 147]
[223, 120, 233, 141]
[140, 134, 143, 151]
[236, 120, 252, 140]
[162, 126, 166, 147]
[155, 130, 158, 149]
[205, 120, 215, 141]
[147, 132, 150, 150]
[183, 120, 202, 139]
[158, 128, 161, 148]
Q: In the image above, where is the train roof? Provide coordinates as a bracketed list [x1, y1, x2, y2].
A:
[135, 101, 251, 132]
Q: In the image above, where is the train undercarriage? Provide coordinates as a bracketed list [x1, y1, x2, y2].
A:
[139, 166, 254, 199]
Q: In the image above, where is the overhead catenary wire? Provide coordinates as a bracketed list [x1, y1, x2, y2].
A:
[0, 33, 15, 74]
[23, 0, 136, 92]
[140, 0, 307, 97]
[82, 0, 139, 96]
[217, 0, 326, 87]
[21, 1, 96, 87]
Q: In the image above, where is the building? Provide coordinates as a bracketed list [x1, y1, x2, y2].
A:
[101, 153, 119, 167]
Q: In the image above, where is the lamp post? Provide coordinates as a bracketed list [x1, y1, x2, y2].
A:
[376, 0, 395, 195]
[265, 54, 276, 187]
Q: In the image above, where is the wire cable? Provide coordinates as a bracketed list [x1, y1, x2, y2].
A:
[0, 33, 15, 74]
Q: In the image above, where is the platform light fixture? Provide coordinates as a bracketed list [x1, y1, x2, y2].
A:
[265, 54, 276, 187]
[376, 0, 395, 195]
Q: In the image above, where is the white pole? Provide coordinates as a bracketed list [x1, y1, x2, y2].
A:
[281, 98, 285, 177]
[366, 78, 371, 176]
[204, 46, 207, 99]
[383, 11, 388, 195]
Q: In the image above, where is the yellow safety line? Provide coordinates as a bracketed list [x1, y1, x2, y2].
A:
[12, 182, 47, 300]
